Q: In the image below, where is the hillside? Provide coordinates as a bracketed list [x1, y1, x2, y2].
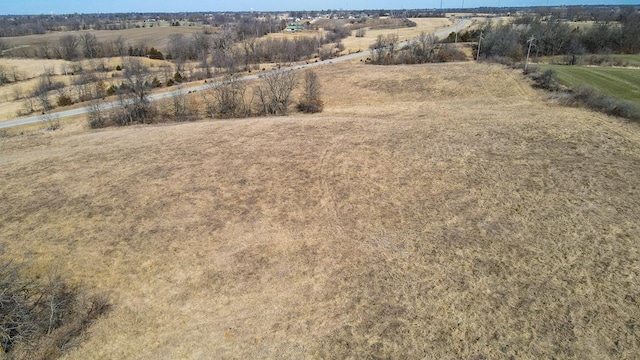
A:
[1, 62, 639, 359]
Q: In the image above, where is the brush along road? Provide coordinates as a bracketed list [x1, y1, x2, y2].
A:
[0, 19, 469, 129]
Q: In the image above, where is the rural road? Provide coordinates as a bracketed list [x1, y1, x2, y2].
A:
[0, 18, 470, 129]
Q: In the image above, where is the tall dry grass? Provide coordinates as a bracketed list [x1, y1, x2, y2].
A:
[1, 62, 639, 359]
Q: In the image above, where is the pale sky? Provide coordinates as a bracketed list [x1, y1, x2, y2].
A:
[1, 0, 636, 15]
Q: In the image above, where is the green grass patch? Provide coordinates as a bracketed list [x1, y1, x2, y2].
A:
[615, 54, 640, 67]
[539, 53, 640, 67]
[543, 64, 640, 106]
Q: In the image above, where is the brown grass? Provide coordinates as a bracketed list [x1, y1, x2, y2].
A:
[1, 27, 204, 55]
[0, 57, 192, 123]
[341, 18, 455, 53]
[1, 62, 639, 359]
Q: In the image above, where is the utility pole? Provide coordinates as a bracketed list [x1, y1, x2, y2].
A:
[525, 36, 535, 72]
[476, 31, 483, 61]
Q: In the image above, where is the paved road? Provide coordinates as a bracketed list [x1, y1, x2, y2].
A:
[0, 19, 470, 129]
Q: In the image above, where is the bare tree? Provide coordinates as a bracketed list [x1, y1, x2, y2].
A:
[0, 38, 6, 55]
[192, 33, 211, 77]
[43, 113, 61, 131]
[211, 27, 238, 73]
[370, 34, 387, 64]
[33, 74, 54, 112]
[58, 34, 79, 60]
[81, 33, 99, 59]
[22, 96, 37, 115]
[74, 74, 95, 102]
[254, 70, 297, 116]
[112, 36, 127, 57]
[414, 32, 438, 62]
[386, 33, 399, 60]
[200, 90, 217, 119]
[9, 66, 20, 83]
[159, 64, 173, 85]
[168, 34, 191, 71]
[0, 64, 8, 84]
[12, 86, 23, 101]
[0, 259, 110, 357]
[87, 98, 106, 128]
[212, 76, 248, 118]
[319, 44, 333, 61]
[0, 261, 40, 353]
[241, 36, 257, 71]
[118, 57, 154, 125]
[621, 12, 640, 53]
[297, 69, 323, 113]
[37, 40, 55, 59]
[170, 87, 192, 121]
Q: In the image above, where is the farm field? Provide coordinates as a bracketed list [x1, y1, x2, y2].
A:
[340, 17, 456, 53]
[0, 17, 463, 126]
[0, 57, 184, 123]
[1, 26, 205, 56]
[544, 64, 640, 106]
[262, 17, 462, 54]
[1, 61, 640, 358]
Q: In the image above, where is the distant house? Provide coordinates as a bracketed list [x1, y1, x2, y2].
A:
[285, 23, 304, 32]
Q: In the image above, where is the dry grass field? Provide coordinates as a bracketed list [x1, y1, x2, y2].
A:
[341, 18, 456, 53]
[1, 62, 640, 359]
[1, 26, 205, 56]
[0, 57, 189, 123]
[0, 17, 465, 125]
[260, 17, 457, 54]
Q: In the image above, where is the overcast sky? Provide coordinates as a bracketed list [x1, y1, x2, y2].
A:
[1, 0, 636, 15]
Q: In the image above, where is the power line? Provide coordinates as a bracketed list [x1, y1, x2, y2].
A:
[476, 31, 483, 61]
[525, 36, 535, 72]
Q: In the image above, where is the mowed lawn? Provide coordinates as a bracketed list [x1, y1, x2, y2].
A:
[617, 54, 640, 67]
[545, 64, 640, 105]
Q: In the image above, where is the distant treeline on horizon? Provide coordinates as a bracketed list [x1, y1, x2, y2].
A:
[0, 5, 637, 38]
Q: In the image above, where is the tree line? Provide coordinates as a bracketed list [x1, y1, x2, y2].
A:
[471, 9, 639, 62]
[2, 21, 352, 76]
[368, 32, 467, 65]
[0, 12, 285, 37]
[165, 23, 351, 74]
[87, 58, 323, 128]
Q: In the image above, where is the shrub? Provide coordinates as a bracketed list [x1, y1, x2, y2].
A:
[436, 44, 467, 62]
[88, 116, 106, 129]
[532, 69, 558, 91]
[297, 100, 323, 113]
[0, 260, 110, 357]
[151, 77, 162, 88]
[106, 85, 118, 96]
[403, 19, 417, 27]
[174, 71, 184, 83]
[571, 86, 640, 122]
[56, 95, 73, 107]
[44, 114, 61, 131]
[491, 56, 516, 67]
[297, 70, 323, 114]
[522, 64, 538, 75]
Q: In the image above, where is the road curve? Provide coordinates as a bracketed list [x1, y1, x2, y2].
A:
[0, 19, 470, 130]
